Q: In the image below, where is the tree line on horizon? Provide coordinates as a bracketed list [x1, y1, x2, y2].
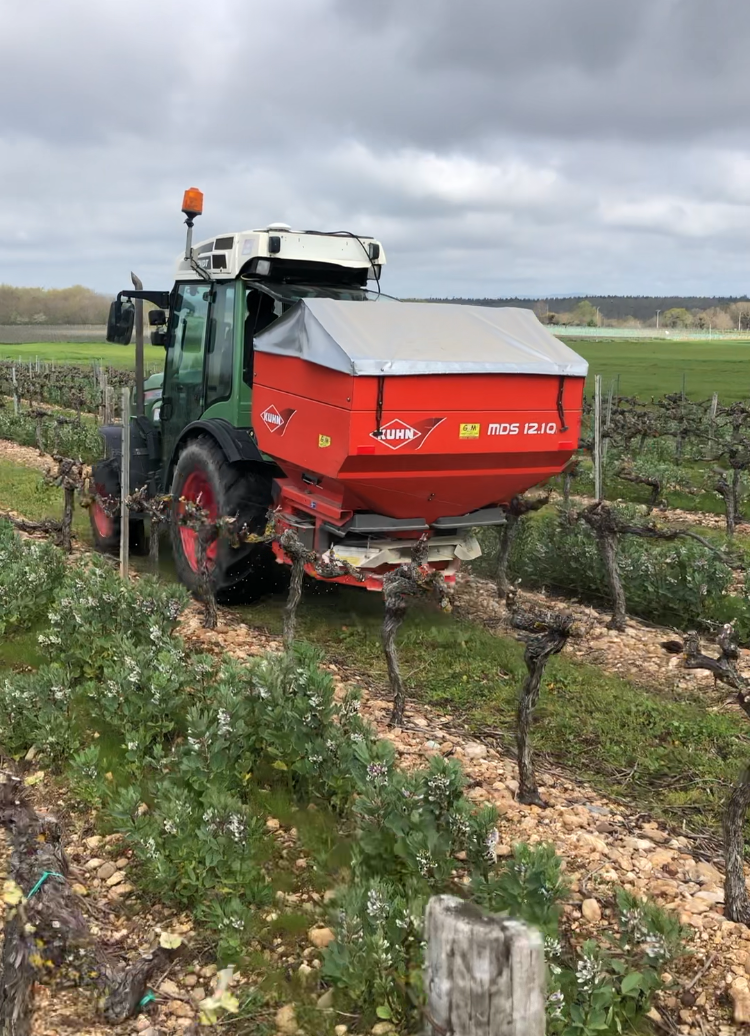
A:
[0, 285, 112, 325]
[4, 283, 750, 331]
[420, 294, 750, 330]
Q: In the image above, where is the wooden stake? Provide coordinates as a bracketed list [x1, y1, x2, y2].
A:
[120, 388, 131, 579]
[602, 377, 615, 462]
[423, 895, 545, 1036]
[131, 271, 145, 419]
[99, 369, 108, 424]
[708, 391, 719, 457]
[594, 373, 603, 501]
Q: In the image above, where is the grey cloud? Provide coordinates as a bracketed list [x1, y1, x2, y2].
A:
[1, 0, 750, 300]
[330, 0, 750, 146]
[0, 1, 187, 144]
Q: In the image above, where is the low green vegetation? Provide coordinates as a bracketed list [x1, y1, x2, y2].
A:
[0, 530, 686, 1034]
[0, 405, 103, 463]
[243, 584, 748, 834]
[479, 505, 750, 637]
[0, 522, 66, 634]
[0, 358, 159, 413]
[565, 455, 727, 516]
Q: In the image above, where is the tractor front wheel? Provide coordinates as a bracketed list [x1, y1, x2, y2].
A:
[170, 435, 274, 600]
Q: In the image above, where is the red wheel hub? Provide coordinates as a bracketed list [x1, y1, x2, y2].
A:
[92, 482, 114, 538]
[178, 470, 219, 572]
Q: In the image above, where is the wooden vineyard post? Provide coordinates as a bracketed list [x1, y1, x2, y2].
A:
[11, 366, 18, 415]
[120, 388, 131, 578]
[423, 895, 545, 1036]
[99, 368, 108, 423]
[131, 271, 145, 418]
[594, 373, 603, 501]
[602, 377, 615, 462]
[708, 391, 719, 457]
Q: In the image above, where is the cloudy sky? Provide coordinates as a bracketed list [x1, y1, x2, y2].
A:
[2, 0, 750, 299]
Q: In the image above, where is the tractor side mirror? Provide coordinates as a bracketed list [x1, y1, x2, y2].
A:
[151, 329, 170, 348]
[106, 299, 135, 344]
[148, 308, 167, 327]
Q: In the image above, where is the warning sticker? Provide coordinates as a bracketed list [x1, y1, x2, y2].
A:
[318, 434, 331, 448]
[459, 423, 480, 439]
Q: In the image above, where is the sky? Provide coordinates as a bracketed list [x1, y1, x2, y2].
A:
[2, 0, 750, 299]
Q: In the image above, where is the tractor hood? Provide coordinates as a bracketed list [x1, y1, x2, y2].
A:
[253, 299, 588, 378]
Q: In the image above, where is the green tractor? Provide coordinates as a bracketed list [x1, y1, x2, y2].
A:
[91, 188, 389, 595]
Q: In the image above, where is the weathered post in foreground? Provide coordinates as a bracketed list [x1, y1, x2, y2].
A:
[423, 895, 545, 1036]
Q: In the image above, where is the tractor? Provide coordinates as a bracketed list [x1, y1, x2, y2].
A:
[91, 188, 587, 598]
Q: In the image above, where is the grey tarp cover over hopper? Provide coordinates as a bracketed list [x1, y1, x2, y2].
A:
[253, 299, 589, 378]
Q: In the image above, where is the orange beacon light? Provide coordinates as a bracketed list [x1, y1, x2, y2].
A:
[182, 187, 204, 220]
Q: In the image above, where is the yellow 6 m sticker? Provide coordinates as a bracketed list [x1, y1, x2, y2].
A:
[459, 423, 480, 439]
[318, 434, 332, 448]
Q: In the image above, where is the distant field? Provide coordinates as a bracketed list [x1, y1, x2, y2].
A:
[3, 336, 750, 401]
[567, 337, 750, 400]
[0, 341, 164, 370]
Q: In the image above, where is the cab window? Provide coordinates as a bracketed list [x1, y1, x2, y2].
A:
[205, 282, 235, 406]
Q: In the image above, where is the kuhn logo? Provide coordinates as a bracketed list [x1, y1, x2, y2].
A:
[371, 419, 421, 450]
[369, 417, 446, 451]
[260, 405, 296, 435]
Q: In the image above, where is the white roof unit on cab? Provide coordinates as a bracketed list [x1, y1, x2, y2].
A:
[175, 227, 386, 280]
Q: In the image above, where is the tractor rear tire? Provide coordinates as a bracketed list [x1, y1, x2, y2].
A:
[89, 508, 147, 556]
[170, 435, 275, 601]
[90, 459, 146, 555]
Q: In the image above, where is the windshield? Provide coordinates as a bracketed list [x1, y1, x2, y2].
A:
[242, 280, 399, 304]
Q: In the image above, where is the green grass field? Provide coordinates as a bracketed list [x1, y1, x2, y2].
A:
[0, 341, 164, 370]
[568, 337, 750, 400]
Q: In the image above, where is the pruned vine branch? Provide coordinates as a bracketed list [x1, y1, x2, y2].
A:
[506, 585, 582, 806]
[495, 490, 550, 596]
[678, 626, 750, 924]
[382, 535, 452, 727]
[277, 527, 365, 650]
[0, 777, 180, 1034]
